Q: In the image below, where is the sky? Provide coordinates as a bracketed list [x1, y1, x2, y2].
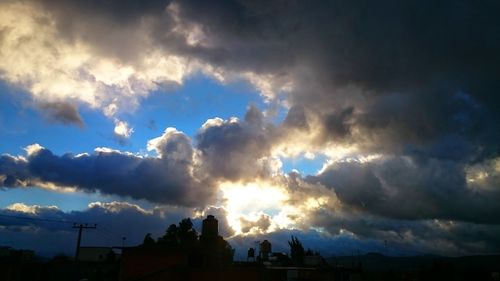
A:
[0, 0, 500, 258]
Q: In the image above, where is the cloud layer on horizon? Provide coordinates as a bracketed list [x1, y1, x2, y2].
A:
[3, 202, 499, 258]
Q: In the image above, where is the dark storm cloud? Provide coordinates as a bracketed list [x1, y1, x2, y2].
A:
[29, 0, 500, 157]
[283, 105, 308, 130]
[239, 213, 272, 234]
[196, 105, 277, 181]
[320, 107, 355, 142]
[170, 0, 500, 88]
[0, 105, 282, 207]
[308, 209, 500, 256]
[228, 228, 391, 259]
[310, 155, 500, 224]
[39, 102, 84, 127]
[0, 155, 29, 187]
[171, 0, 500, 156]
[36, 0, 174, 63]
[0, 130, 214, 207]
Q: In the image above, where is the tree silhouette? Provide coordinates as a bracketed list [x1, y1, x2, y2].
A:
[142, 233, 155, 246]
[288, 235, 305, 265]
[141, 217, 234, 267]
[219, 238, 235, 265]
[178, 218, 198, 249]
[157, 224, 179, 248]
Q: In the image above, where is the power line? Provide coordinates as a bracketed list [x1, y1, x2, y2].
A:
[99, 225, 123, 240]
[0, 213, 134, 249]
[0, 212, 122, 244]
[90, 227, 119, 244]
[98, 225, 129, 247]
[73, 223, 97, 262]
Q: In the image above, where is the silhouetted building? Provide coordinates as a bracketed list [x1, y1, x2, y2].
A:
[268, 252, 290, 266]
[247, 248, 256, 262]
[260, 240, 272, 261]
[120, 247, 187, 281]
[201, 215, 218, 239]
[0, 247, 34, 262]
[199, 215, 233, 268]
[78, 246, 115, 263]
[120, 215, 235, 280]
[304, 255, 323, 267]
[0, 246, 10, 258]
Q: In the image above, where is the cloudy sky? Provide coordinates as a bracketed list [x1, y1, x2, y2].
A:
[1, 0, 500, 258]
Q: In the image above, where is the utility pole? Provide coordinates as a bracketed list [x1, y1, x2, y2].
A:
[73, 223, 97, 262]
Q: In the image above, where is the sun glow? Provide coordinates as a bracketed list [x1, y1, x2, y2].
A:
[219, 181, 290, 235]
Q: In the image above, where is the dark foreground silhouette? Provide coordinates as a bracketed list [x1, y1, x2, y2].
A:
[1, 216, 499, 281]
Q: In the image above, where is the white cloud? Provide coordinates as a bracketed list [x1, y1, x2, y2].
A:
[147, 127, 179, 154]
[113, 119, 134, 139]
[466, 157, 500, 191]
[0, 2, 194, 119]
[23, 143, 44, 156]
[88, 201, 151, 214]
[6, 203, 59, 214]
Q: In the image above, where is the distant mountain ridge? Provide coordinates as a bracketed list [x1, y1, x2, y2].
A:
[327, 252, 500, 272]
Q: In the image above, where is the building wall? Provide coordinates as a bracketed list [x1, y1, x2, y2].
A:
[78, 247, 113, 262]
[120, 247, 187, 281]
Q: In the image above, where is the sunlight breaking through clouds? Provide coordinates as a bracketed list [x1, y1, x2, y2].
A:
[217, 179, 338, 236]
[219, 181, 289, 235]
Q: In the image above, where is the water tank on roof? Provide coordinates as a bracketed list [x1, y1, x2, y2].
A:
[202, 215, 218, 238]
[260, 240, 272, 260]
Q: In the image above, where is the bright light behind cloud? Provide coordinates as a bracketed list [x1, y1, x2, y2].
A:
[218, 179, 339, 236]
[466, 157, 500, 191]
[219, 181, 291, 235]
